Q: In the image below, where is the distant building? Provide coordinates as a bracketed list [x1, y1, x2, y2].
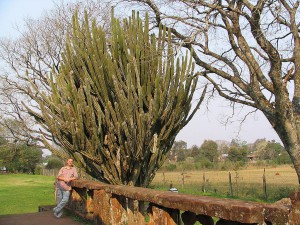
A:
[220, 153, 228, 161]
[247, 153, 258, 163]
[0, 167, 7, 173]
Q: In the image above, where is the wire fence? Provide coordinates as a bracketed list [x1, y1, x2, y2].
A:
[151, 165, 299, 202]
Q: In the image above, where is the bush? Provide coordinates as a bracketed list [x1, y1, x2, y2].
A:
[45, 156, 64, 169]
[254, 160, 269, 167]
[194, 161, 213, 170]
[163, 163, 177, 171]
[185, 157, 195, 163]
[217, 161, 234, 170]
[232, 161, 246, 170]
[268, 186, 296, 202]
[34, 165, 42, 175]
[178, 162, 195, 171]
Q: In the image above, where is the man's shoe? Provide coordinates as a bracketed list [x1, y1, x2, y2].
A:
[54, 209, 63, 218]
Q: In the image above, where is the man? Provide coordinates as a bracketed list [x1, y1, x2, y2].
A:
[53, 158, 78, 218]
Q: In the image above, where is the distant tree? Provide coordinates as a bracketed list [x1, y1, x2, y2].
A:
[254, 140, 291, 164]
[200, 140, 219, 163]
[0, 137, 7, 145]
[45, 156, 64, 169]
[253, 139, 268, 153]
[230, 139, 248, 148]
[230, 139, 240, 148]
[190, 145, 200, 158]
[0, 137, 10, 168]
[276, 151, 292, 165]
[176, 149, 187, 162]
[172, 141, 187, 151]
[18, 145, 43, 174]
[258, 141, 284, 161]
[169, 140, 187, 161]
[228, 147, 247, 163]
[218, 142, 230, 154]
[0, 141, 42, 174]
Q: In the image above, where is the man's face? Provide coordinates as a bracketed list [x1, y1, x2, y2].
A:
[67, 159, 73, 166]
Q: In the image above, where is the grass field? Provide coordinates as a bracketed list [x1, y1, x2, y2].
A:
[153, 165, 298, 185]
[0, 165, 298, 216]
[0, 174, 56, 215]
[151, 164, 299, 202]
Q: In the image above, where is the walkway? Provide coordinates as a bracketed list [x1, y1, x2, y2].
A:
[0, 206, 87, 225]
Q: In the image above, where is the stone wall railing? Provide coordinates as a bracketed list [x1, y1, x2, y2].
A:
[68, 179, 300, 225]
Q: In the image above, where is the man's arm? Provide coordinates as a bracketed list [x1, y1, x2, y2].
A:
[57, 168, 70, 182]
[72, 168, 79, 180]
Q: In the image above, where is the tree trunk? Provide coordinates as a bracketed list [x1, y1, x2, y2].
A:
[270, 114, 300, 184]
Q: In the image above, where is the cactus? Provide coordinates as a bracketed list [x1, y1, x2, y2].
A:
[25, 11, 203, 187]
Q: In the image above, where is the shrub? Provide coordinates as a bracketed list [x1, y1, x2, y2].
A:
[232, 161, 246, 170]
[164, 163, 177, 171]
[34, 165, 42, 175]
[268, 186, 296, 202]
[179, 162, 195, 171]
[185, 157, 195, 163]
[218, 161, 234, 171]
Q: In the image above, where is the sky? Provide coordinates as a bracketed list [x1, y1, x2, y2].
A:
[0, 0, 281, 148]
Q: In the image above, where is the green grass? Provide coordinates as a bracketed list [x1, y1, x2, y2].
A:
[0, 174, 56, 215]
[1, 172, 294, 225]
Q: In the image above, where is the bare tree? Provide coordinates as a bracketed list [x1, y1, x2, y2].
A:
[111, 0, 300, 183]
[0, 0, 111, 150]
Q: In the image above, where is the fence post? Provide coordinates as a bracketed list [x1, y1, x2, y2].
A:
[235, 170, 239, 197]
[229, 172, 233, 197]
[202, 172, 206, 193]
[263, 168, 268, 200]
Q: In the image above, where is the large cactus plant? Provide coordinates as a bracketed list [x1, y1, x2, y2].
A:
[26, 11, 203, 187]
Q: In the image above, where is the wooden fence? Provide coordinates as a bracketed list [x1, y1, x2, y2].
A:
[40, 169, 59, 176]
[40, 168, 94, 180]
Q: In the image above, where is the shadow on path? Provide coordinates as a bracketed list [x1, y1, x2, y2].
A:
[0, 206, 86, 225]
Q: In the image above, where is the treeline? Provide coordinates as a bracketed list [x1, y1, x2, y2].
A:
[0, 137, 64, 174]
[0, 135, 291, 174]
[0, 137, 43, 174]
[161, 139, 291, 171]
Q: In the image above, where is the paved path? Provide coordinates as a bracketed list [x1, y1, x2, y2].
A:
[0, 206, 86, 225]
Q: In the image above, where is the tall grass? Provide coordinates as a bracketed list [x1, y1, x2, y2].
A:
[0, 174, 55, 215]
[151, 165, 298, 202]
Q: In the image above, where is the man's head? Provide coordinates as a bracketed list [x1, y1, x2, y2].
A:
[66, 158, 74, 167]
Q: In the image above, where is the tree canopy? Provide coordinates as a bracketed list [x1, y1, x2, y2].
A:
[0, 138, 43, 174]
